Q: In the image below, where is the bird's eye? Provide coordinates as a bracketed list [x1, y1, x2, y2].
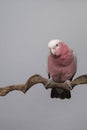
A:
[56, 44, 58, 47]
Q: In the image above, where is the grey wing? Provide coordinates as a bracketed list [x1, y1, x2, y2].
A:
[46, 64, 51, 79]
[48, 72, 51, 79]
[73, 51, 77, 65]
[70, 49, 77, 65]
[46, 51, 52, 79]
[70, 49, 77, 78]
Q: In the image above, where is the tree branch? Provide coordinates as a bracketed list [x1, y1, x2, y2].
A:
[0, 74, 87, 96]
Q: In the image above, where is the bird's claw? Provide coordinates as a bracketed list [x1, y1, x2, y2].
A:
[64, 80, 72, 90]
[46, 79, 53, 88]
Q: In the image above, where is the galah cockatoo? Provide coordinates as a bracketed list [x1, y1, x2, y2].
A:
[48, 39, 77, 99]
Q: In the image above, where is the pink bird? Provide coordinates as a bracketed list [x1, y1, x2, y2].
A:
[48, 39, 77, 99]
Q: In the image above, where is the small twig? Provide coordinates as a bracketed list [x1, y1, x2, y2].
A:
[0, 74, 87, 96]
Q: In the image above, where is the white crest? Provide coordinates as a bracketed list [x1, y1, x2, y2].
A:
[48, 39, 61, 48]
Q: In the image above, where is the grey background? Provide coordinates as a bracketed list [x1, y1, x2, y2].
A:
[0, 0, 87, 130]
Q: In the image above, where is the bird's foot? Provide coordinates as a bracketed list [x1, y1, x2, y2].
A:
[64, 80, 72, 90]
[46, 79, 53, 88]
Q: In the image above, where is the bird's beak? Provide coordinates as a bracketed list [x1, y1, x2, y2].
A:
[50, 48, 56, 55]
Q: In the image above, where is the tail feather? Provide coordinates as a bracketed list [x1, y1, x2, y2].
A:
[51, 88, 59, 98]
[50, 88, 71, 99]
